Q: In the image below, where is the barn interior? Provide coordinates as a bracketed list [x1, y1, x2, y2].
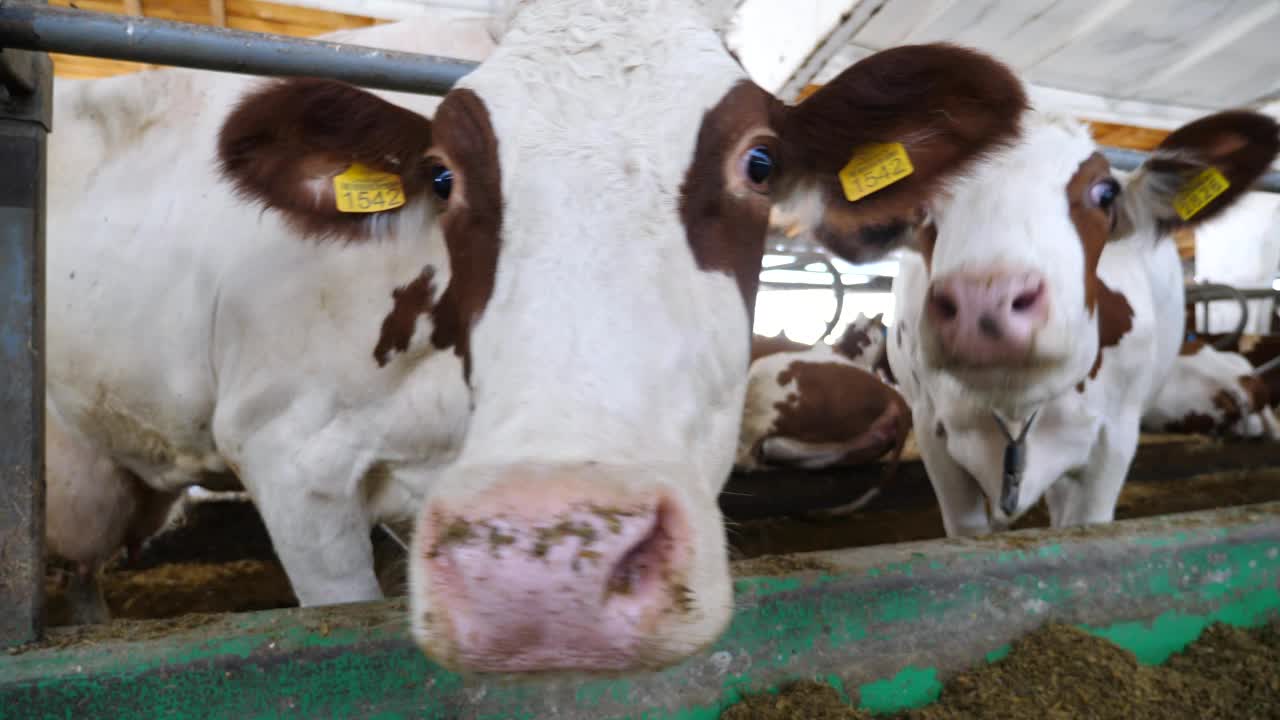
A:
[5, 0, 1280, 717]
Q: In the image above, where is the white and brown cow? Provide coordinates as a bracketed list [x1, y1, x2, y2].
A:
[737, 314, 909, 473]
[46, 2, 1026, 672]
[884, 105, 1280, 536]
[1142, 339, 1279, 439]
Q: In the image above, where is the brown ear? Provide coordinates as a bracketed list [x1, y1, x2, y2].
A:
[218, 78, 435, 240]
[776, 43, 1027, 265]
[1122, 110, 1280, 230]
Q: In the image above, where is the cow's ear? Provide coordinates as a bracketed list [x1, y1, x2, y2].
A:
[218, 78, 435, 240]
[1118, 111, 1279, 233]
[773, 43, 1026, 265]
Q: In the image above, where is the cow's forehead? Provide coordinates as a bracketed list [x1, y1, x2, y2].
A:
[455, 2, 750, 198]
[938, 115, 1101, 237]
[488, 0, 739, 46]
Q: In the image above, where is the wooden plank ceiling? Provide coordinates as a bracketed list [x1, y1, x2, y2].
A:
[47, 0, 382, 79]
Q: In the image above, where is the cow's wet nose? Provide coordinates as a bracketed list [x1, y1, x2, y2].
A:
[420, 487, 688, 672]
[927, 271, 1048, 365]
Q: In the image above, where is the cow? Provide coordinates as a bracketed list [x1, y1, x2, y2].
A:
[737, 313, 908, 473]
[1142, 340, 1279, 439]
[884, 104, 1280, 537]
[45, 0, 1027, 672]
[1187, 331, 1280, 410]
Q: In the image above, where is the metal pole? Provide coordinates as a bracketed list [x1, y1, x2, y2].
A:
[1102, 146, 1280, 194]
[0, 28, 49, 648]
[0, 3, 479, 95]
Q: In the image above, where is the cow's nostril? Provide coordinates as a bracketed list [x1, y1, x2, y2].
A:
[605, 504, 670, 601]
[930, 292, 958, 321]
[1011, 285, 1043, 313]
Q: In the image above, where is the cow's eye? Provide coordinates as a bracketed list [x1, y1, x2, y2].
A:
[432, 165, 454, 201]
[1090, 178, 1120, 209]
[743, 146, 774, 189]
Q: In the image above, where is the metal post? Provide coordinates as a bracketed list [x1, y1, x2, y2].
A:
[0, 18, 49, 648]
[0, 3, 478, 95]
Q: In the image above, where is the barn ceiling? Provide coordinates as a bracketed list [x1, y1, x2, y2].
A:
[729, 0, 1280, 130]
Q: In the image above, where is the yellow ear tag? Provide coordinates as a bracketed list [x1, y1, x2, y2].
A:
[838, 142, 914, 203]
[1172, 166, 1230, 221]
[333, 162, 406, 213]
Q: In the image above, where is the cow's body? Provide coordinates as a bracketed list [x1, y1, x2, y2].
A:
[46, 18, 492, 623]
[886, 109, 1279, 536]
[1142, 341, 1278, 438]
[46, 0, 1028, 672]
[737, 314, 908, 473]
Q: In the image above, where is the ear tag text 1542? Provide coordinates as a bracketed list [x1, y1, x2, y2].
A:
[838, 142, 914, 203]
[1173, 167, 1230, 221]
[334, 163, 406, 213]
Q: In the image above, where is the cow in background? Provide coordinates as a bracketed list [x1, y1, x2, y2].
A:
[883, 105, 1279, 536]
[1142, 340, 1279, 439]
[46, 0, 1027, 671]
[738, 314, 909, 474]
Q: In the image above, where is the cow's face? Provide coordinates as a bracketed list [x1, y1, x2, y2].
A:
[915, 109, 1280, 409]
[218, 1, 1028, 674]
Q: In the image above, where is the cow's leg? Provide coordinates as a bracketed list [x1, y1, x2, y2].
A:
[916, 412, 990, 537]
[249, 477, 383, 606]
[1046, 420, 1138, 527]
[63, 564, 110, 625]
[234, 428, 383, 606]
[45, 410, 149, 624]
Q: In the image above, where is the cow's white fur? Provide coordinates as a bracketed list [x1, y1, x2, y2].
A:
[890, 112, 1188, 535]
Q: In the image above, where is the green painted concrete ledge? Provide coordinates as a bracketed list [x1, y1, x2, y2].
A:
[4, 503, 1280, 719]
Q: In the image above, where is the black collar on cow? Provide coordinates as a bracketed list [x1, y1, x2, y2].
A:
[992, 409, 1039, 517]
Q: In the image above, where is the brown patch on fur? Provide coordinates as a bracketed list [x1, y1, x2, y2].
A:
[770, 361, 910, 466]
[750, 334, 810, 362]
[424, 89, 503, 381]
[815, 215, 920, 266]
[374, 266, 437, 367]
[680, 80, 782, 310]
[832, 317, 881, 362]
[1066, 152, 1117, 311]
[1202, 388, 1246, 432]
[1238, 375, 1270, 415]
[217, 78, 435, 241]
[1082, 281, 1134, 384]
[782, 43, 1026, 265]
[1165, 412, 1217, 434]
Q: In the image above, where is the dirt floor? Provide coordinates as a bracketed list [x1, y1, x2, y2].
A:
[42, 439, 1280, 626]
[721, 621, 1280, 719]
